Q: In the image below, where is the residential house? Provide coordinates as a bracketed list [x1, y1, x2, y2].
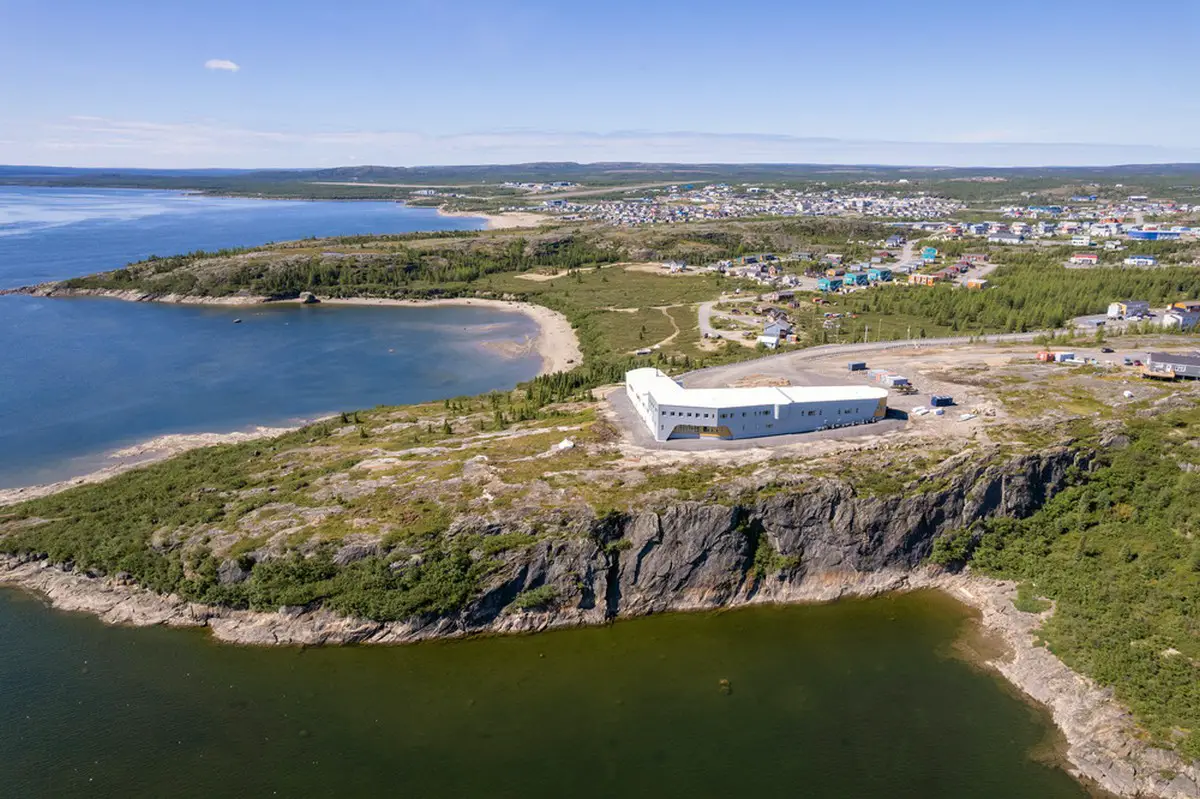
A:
[966, 278, 989, 290]
[867, 267, 893, 282]
[763, 320, 793, 339]
[1069, 253, 1100, 265]
[1146, 351, 1200, 379]
[817, 277, 843, 292]
[987, 232, 1024, 245]
[1124, 255, 1158, 266]
[908, 273, 940, 286]
[756, 334, 781, 350]
[1071, 235, 1093, 247]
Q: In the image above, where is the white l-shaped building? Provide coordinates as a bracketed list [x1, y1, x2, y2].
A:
[625, 367, 888, 442]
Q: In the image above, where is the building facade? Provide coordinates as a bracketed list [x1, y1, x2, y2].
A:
[1107, 300, 1151, 319]
[624, 368, 889, 442]
[1146, 352, 1200, 379]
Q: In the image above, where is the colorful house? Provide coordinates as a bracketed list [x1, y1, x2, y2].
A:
[867, 267, 893, 282]
[1069, 253, 1100, 265]
[817, 277, 843, 292]
[908, 273, 939, 286]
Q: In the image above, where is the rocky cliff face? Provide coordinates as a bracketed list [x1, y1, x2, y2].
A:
[3, 447, 1086, 645]
[480, 446, 1086, 631]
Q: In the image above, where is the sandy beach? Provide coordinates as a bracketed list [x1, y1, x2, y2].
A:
[437, 207, 551, 230]
[16, 286, 582, 377]
[313, 296, 581, 374]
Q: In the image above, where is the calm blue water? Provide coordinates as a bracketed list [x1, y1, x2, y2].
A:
[0, 186, 482, 288]
[0, 187, 540, 489]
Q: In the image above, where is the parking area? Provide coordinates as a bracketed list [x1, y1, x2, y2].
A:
[608, 339, 1168, 453]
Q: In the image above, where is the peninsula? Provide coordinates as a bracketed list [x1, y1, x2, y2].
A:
[2, 214, 1199, 799]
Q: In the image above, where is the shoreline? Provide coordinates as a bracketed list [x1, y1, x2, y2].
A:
[0, 558, 1193, 798]
[0, 289, 580, 502]
[8, 286, 582, 376]
[0, 426, 300, 507]
[312, 296, 581, 374]
[436, 206, 551, 230]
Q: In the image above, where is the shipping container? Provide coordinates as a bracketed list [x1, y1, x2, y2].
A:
[847, 361, 867, 372]
[930, 395, 954, 407]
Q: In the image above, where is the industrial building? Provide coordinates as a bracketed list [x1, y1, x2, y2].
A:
[624, 368, 889, 442]
[1107, 299, 1150, 319]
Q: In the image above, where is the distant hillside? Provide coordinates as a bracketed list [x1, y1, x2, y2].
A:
[3, 161, 1200, 202]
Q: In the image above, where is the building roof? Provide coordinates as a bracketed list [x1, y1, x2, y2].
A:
[626, 368, 888, 409]
[1147, 351, 1200, 367]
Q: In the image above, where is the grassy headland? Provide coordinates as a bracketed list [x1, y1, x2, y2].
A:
[3, 215, 1200, 768]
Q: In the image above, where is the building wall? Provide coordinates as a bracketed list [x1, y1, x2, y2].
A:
[1148, 355, 1200, 379]
[631, 393, 886, 442]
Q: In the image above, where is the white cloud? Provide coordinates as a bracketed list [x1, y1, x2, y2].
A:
[204, 59, 240, 73]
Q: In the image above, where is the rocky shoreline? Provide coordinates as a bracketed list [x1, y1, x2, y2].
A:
[1, 555, 1194, 798]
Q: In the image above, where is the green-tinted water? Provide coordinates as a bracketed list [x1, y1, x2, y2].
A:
[0, 589, 1088, 798]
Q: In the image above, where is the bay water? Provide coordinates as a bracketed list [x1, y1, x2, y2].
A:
[0, 588, 1087, 798]
[0, 187, 539, 488]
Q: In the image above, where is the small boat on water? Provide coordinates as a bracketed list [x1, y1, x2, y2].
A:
[233, 318, 242, 324]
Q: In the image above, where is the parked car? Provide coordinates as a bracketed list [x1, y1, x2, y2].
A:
[1100, 347, 1114, 353]
[1133, 359, 1143, 367]
[1123, 357, 1133, 366]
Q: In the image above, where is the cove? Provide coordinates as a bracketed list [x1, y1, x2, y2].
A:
[0, 588, 1089, 798]
[0, 186, 538, 489]
[0, 298, 542, 489]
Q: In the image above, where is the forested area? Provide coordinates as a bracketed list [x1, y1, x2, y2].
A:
[843, 264, 1200, 332]
[61, 235, 619, 297]
[932, 406, 1200, 759]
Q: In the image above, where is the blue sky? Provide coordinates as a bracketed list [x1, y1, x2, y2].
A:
[2, 0, 1198, 168]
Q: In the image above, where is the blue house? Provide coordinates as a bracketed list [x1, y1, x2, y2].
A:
[846, 273, 871, 286]
[867, 267, 893, 282]
[817, 277, 843, 292]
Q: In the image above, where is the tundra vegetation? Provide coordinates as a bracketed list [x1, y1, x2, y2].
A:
[4, 217, 1200, 763]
